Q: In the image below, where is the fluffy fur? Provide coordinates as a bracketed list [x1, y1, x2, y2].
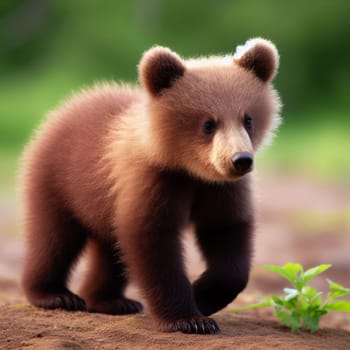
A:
[20, 38, 281, 334]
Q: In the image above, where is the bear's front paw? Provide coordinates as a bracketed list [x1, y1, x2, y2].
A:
[161, 316, 220, 334]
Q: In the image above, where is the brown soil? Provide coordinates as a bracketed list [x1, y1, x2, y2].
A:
[1, 175, 350, 349]
[1, 304, 350, 350]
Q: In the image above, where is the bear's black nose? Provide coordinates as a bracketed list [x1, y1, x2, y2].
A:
[232, 152, 253, 175]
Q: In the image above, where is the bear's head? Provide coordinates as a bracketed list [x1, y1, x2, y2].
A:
[139, 38, 281, 182]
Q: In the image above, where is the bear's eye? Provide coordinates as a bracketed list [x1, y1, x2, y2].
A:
[243, 114, 253, 135]
[202, 120, 217, 135]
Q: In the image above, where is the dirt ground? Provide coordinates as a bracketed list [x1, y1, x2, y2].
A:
[1, 175, 350, 349]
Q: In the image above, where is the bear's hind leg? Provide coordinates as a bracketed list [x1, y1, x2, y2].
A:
[22, 207, 88, 311]
[79, 238, 142, 315]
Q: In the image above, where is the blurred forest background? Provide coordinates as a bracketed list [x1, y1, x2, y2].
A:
[1, 0, 350, 223]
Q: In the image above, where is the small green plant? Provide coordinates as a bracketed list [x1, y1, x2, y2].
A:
[231, 263, 350, 333]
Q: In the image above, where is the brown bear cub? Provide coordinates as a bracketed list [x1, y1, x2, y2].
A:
[21, 38, 281, 334]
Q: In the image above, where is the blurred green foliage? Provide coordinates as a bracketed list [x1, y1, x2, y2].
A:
[1, 0, 350, 185]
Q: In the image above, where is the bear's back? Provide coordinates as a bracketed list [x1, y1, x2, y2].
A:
[21, 83, 141, 234]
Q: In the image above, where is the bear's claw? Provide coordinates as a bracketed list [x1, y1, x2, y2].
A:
[163, 316, 220, 334]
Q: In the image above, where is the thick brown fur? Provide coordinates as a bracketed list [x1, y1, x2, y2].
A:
[20, 38, 281, 334]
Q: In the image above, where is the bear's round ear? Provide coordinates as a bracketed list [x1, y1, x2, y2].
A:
[233, 38, 279, 82]
[139, 46, 186, 96]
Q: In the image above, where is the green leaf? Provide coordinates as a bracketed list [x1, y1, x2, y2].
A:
[325, 301, 350, 312]
[282, 263, 304, 276]
[265, 263, 303, 287]
[301, 286, 323, 308]
[274, 307, 301, 332]
[327, 279, 350, 300]
[271, 295, 284, 306]
[303, 264, 332, 284]
[302, 286, 318, 298]
[301, 310, 321, 333]
[231, 298, 271, 313]
[264, 264, 293, 282]
[310, 292, 323, 307]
